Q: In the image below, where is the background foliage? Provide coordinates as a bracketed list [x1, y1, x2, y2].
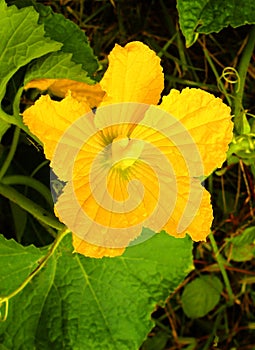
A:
[0, 0, 255, 349]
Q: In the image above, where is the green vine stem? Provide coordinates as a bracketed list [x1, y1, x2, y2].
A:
[0, 126, 20, 181]
[0, 109, 15, 125]
[0, 228, 70, 319]
[0, 183, 64, 230]
[0, 108, 42, 144]
[234, 25, 255, 123]
[1, 175, 53, 207]
[209, 232, 235, 305]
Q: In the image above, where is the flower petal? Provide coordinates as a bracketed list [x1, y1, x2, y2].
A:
[159, 88, 233, 176]
[100, 41, 164, 105]
[25, 78, 105, 108]
[72, 234, 125, 258]
[58, 159, 157, 237]
[163, 177, 213, 241]
[94, 102, 148, 136]
[23, 94, 91, 162]
[25, 78, 56, 91]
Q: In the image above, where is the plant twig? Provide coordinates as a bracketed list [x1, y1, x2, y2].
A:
[199, 39, 232, 106]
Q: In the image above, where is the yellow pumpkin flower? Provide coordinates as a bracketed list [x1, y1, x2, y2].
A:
[23, 41, 233, 258]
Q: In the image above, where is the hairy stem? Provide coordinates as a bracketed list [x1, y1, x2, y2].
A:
[0, 183, 64, 230]
[209, 232, 235, 305]
[1, 175, 53, 207]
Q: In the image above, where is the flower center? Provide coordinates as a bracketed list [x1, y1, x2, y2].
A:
[111, 135, 144, 170]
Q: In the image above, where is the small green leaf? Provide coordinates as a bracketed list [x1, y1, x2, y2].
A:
[224, 227, 255, 262]
[0, 234, 44, 296]
[235, 112, 251, 135]
[177, 0, 255, 46]
[227, 227, 255, 245]
[0, 232, 193, 349]
[181, 275, 223, 318]
[226, 244, 255, 262]
[141, 331, 169, 350]
[227, 134, 255, 163]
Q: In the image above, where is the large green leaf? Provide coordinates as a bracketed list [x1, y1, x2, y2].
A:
[0, 234, 45, 296]
[23, 3, 99, 85]
[4, 1, 98, 77]
[0, 121, 10, 142]
[41, 10, 99, 77]
[0, 0, 99, 132]
[0, 232, 193, 349]
[24, 52, 95, 86]
[0, 0, 61, 103]
[177, 0, 255, 47]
